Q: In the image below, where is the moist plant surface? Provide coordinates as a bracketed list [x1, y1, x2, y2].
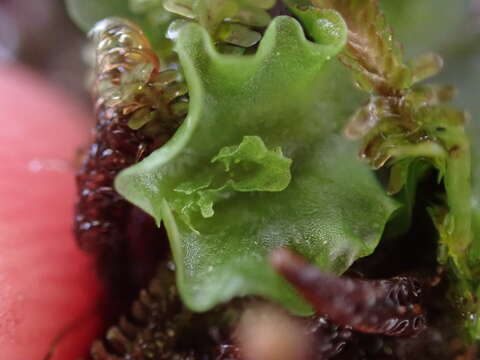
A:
[65, 0, 480, 358]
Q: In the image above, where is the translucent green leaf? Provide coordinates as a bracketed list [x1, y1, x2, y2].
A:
[115, 16, 399, 314]
[211, 135, 292, 192]
[171, 135, 292, 227]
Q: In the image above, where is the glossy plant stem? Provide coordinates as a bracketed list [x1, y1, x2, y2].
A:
[272, 248, 426, 337]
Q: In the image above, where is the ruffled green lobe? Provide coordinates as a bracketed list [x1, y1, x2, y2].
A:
[115, 16, 399, 314]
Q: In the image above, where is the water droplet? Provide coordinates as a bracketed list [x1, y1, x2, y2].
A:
[166, 19, 190, 41]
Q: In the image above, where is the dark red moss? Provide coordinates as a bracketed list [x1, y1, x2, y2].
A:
[90, 260, 242, 360]
[74, 18, 187, 304]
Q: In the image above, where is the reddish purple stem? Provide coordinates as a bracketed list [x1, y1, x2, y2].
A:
[271, 249, 426, 337]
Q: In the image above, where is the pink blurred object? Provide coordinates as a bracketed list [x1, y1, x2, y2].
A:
[0, 65, 102, 359]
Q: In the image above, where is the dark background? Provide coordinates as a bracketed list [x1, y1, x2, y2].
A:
[0, 0, 88, 102]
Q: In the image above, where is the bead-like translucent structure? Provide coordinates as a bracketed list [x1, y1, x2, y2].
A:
[75, 18, 187, 260]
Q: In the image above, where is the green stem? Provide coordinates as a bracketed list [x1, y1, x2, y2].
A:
[443, 128, 472, 275]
